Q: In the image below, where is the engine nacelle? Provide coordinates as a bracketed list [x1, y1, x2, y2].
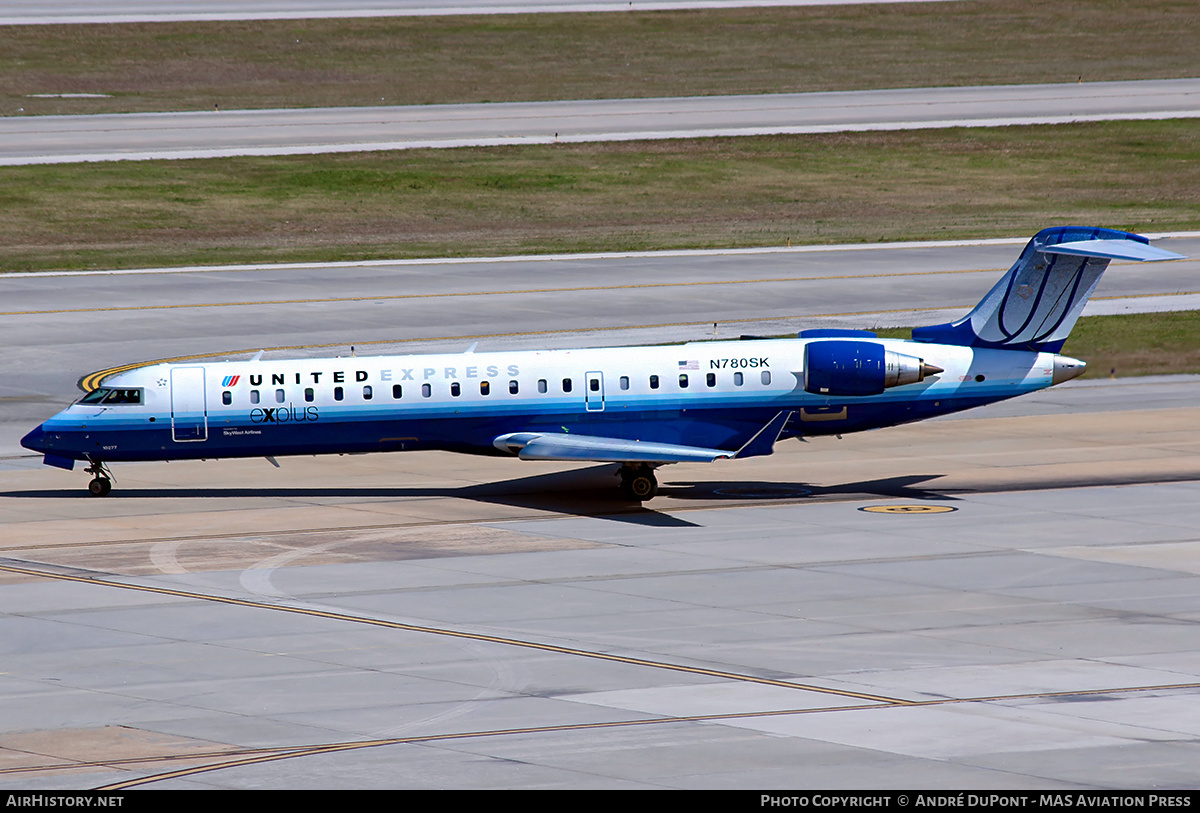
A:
[804, 340, 941, 396]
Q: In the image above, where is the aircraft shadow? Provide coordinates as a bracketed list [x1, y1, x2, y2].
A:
[24, 465, 1190, 523]
[0, 464, 703, 527]
[665, 473, 961, 503]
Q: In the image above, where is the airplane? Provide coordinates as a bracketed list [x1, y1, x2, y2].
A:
[21, 226, 1186, 501]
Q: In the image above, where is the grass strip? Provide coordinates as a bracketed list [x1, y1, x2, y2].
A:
[2, 120, 1198, 273]
[2, 0, 1198, 116]
[1061, 311, 1200, 378]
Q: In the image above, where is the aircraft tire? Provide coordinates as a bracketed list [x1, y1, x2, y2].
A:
[622, 471, 657, 502]
[88, 477, 112, 497]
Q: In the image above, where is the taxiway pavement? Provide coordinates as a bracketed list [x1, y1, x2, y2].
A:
[2, 380, 1200, 788]
[0, 0, 964, 26]
[5, 79, 1200, 165]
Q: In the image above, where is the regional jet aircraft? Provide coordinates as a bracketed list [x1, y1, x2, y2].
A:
[22, 227, 1185, 500]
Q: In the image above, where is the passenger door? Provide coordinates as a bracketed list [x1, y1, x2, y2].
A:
[171, 367, 208, 442]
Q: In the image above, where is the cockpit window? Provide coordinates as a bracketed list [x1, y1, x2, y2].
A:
[104, 389, 143, 404]
[78, 388, 142, 405]
[79, 389, 110, 404]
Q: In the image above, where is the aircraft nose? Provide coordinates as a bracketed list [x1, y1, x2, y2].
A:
[21, 424, 48, 453]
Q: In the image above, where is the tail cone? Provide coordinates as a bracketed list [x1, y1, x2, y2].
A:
[1052, 356, 1087, 384]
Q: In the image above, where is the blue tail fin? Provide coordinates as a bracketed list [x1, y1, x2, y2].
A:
[912, 227, 1185, 352]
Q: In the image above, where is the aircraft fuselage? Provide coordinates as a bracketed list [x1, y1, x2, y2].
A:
[22, 336, 1079, 466]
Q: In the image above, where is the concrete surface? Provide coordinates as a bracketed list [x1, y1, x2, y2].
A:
[2, 382, 1199, 788]
[6, 79, 1200, 164]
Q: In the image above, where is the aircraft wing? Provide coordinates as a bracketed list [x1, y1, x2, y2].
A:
[494, 432, 735, 463]
[494, 411, 792, 463]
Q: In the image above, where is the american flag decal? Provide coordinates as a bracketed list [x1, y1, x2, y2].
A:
[222, 375, 240, 387]
[678, 360, 698, 370]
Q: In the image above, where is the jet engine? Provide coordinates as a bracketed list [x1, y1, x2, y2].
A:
[804, 340, 942, 396]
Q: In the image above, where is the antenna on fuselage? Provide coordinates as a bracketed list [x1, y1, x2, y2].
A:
[465, 342, 478, 353]
[249, 350, 264, 362]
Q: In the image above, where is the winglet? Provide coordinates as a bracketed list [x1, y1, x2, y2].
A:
[733, 411, 792, 459]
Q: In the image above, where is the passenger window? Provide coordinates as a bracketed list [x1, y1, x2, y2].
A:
[619, 376, 629, 391]
[480, 381, 490, 395]
[649, 375, 659, 390]
[679, 374, 689, 388]
[761, 371, 772, 385]
[334, 387, 344, 401]
[450, 382, 460, 397]
[250, 389, 260, 404]
[537, 379, 547, 394]
[222, 391, 232, 405]
[733, 372, 744, 386]
[392, 384, 402, 399]
[304, 388, 314, 402]
[275, 389, 285, 403]
[707, 373, 716, 388]
[422, 383, 431, 398]
[562, 378, 572, 393]
[363, 385, 373, 400]
[509, 380, 519, 394]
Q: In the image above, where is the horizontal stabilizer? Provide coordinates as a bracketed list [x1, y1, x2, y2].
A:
[912, 227, 1186, 353]
[1043, 239, 1185, 263]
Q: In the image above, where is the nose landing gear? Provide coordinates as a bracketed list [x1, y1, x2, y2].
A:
[618, 464, 658, 502]
[84, 459, 114, 497]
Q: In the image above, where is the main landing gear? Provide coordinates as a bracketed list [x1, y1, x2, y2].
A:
[84, 459, 114, 497]
[618, 464, 658, 502]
